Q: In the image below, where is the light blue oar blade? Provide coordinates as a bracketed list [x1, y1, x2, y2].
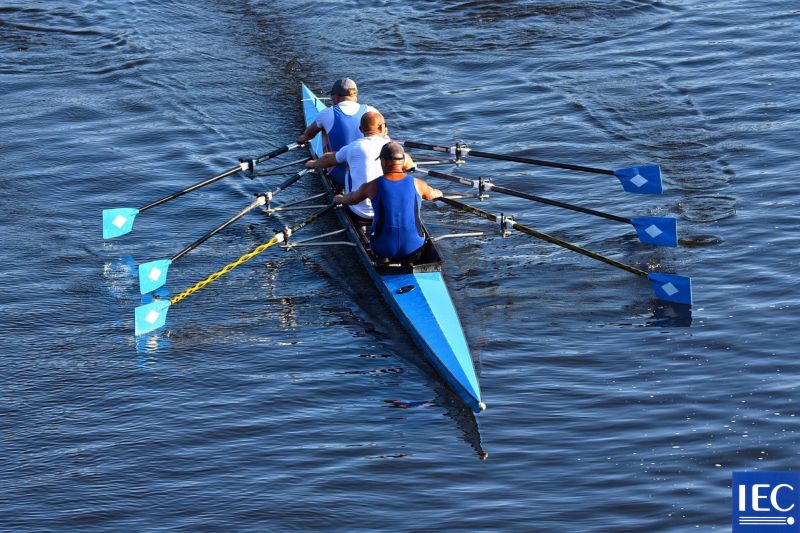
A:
[102, 208, 140, 238]
[138, 258, 173, 294]
[613, 165, 663, 194]
[647, 273, 692, 305]
[630, 216, 677, 247]
[134, 299, 171, 335]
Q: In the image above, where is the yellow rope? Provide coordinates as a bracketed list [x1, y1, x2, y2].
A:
[170, 235, 281, 305]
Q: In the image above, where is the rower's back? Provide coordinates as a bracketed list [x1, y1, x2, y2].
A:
[369, 173, 425, 261]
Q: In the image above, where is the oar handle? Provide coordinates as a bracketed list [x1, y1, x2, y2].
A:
[269, 168, 311, 197]
[139, 143, 300, 212]
[401, 140, 452, 153]
[283, 203, 335, 237]
[420, 168, 474, 188]
[255, 143, 300, 165]
[437, 197, 647, 279]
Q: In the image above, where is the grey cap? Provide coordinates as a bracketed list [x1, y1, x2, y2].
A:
[330, 77, 357, 96]
[377, 142, 406, 161]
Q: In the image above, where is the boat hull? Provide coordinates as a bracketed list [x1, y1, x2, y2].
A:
[300, 83, 483, 412]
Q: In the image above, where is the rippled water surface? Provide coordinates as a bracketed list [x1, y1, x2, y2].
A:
[2, 0, 799, 531]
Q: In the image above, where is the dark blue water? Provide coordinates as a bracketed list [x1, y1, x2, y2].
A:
[3, 0, 799, 530]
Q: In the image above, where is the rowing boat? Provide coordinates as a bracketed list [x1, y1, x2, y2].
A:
[127, 83, 691, 411]
[300, 82, 485, 413]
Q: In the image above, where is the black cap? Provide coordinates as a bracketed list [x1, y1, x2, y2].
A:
[377, 142, 406, 161]
[330, 78, 357, 96]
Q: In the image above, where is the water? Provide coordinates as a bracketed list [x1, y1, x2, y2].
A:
[2, 0, 799, 530]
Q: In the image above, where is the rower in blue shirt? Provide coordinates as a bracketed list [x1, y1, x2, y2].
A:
[335, 142, 443, 261]
[297, 78, 378, 186]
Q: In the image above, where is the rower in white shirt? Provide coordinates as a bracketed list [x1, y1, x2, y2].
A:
[306, 111, 414, 223]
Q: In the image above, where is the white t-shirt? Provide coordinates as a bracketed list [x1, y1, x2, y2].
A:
[335, 134, 390, 219]
[314, 100, 379, 133]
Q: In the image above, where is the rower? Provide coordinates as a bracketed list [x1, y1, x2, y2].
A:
[297, 78, 379, 187]
[335, 142, 443, 261]
[306, 112, 409, 225]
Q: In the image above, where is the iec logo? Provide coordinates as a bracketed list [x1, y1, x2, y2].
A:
[733, 472, 800, 531]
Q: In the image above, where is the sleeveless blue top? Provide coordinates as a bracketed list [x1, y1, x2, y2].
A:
[327, 103, 367, 185]
[369, 174, 425, 260]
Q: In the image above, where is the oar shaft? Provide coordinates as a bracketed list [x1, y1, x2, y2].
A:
[488, 185, 628, 224]
[467, 149, 614, 176]
[172, 198, 263, 262]
[402, 140, 614, 176]
[423, 168, 629, 224]
[140, 166, 242, 212]
[139, 143, 300, 212]
[170, 203, 334, 306]
[437, 197, 647, 279]
[171, 168, 311, 263]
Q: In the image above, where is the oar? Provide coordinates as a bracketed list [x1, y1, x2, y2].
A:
[437, 197, 692, 305]
[417, 168, 677, 247]
[401, 140, 662, 194]
[137, 168, 311, 294]
[134, 203, 334, 335]
[102, 142, 302, 239]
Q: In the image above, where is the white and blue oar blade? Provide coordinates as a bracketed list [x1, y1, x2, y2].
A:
[630, 216, 677, 247]
[134, 299, 171, 335]
[102, 207, 140, 239]
[647, 273, 692, 306]
[613, 165, 663, 194]
[138, 258, 173, 294]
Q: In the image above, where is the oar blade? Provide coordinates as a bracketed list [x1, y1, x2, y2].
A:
[138, 258, 173, 294]
[134, 299, 171, 335]
[647, 273, 692, 305]
[630, 216, 678, 247]
[613, 165, 663, 194]
[102, 208, 140, 239]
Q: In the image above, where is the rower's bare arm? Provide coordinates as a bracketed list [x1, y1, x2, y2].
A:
[415, 178, 443, 201]
[402, 153, 416, 171]
[338, 181, 375, 206]
[298, 122, 322, 144]
[306, 151, 339, 169]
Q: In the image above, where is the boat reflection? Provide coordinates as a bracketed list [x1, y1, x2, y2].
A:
[383, 376, 488, 460]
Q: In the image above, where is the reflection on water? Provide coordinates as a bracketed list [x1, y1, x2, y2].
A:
[648, 302, 693, 328]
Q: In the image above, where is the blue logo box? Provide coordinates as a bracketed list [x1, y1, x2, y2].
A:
[733, 472, 800, 532]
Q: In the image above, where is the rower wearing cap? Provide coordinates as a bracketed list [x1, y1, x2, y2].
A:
[335, 142, 443, 261]
[297, 78, 379, 186]
[307, 112, 408, 224]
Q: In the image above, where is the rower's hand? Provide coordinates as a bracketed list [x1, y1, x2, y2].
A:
[305, 159, 317, 169]
[430, 188, 443, 200]
[333, 194, 345, 205]
[297, 133, 308, 144]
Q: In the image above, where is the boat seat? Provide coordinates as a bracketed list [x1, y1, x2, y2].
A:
[374, 244, 425, 267]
